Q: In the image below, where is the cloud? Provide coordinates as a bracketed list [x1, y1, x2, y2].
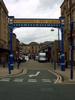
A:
[38, 0, 56, 10]
[4, 0, 19, 4]
[4, 0, 63, 18]
[37, 0, 63, 11]
[14, 28, 60, 43]
[4, 0, 39, 18]
[4, 0, 28, 4]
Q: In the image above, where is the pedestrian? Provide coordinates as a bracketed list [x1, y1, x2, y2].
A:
[17, 57, 21, 69]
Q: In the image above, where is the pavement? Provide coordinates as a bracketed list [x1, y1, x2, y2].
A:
[51, 63, 75, 84]
[0, 63, 27, 78]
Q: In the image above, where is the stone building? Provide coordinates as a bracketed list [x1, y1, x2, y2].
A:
[16, 39, 20, 60]
[19, 43, 27, 57]
[0, 0, 8, 64]
[19, 42, 40, 59]
[29, 42, 40, 58]
[19, 41, 53, 61]
[61, 0, 75, 65]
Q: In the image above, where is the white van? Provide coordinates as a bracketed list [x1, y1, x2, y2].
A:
[38, 52, 47, 62]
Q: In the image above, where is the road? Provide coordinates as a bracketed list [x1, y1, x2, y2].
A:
[0, 60, 75, 100]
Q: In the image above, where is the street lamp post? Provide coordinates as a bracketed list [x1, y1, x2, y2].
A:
[51, 28, 56, 70]
[50, 28, 56, 70]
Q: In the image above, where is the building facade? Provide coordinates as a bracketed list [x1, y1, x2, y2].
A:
[61, 0, 75, 65]
[16, 39, 20, 60]
[0, 0, 9, 64]
[51, 40, 60, 64]
[0, 0, 8, 49]
[29, 42, 40, 58]
[19, 42, 40, 59]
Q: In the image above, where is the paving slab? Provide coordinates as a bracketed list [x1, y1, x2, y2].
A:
[0, 67, 23, 78]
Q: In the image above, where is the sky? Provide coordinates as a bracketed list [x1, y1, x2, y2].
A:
[4, 0, 64, 44]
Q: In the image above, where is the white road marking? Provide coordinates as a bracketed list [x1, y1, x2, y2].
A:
[54, 75, 62, 84]
[29, 71, 40, 77]
[0, 78, 10, 82]
[28, 79, 37, 82]
[42, 79, 51, 83]
[13, 78, 24, 82]
[35, 71, 40, 76]
[48, 70, 62, 84]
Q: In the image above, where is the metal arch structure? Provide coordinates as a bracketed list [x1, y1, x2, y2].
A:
[8, 16, 65, 74]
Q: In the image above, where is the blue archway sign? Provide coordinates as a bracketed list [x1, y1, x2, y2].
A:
[8, 16, 65, 74]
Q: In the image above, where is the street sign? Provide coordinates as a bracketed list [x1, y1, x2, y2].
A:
[11, 19, 62, 27]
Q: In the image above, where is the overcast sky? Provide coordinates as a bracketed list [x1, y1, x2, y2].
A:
[4, 0, 64, 44]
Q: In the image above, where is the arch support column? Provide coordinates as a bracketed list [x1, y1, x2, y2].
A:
[8, 16, 14, 74]
[59, 17, 65, 71]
